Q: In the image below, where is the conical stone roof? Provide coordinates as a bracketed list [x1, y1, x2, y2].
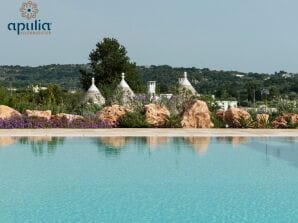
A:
[117, 73, 135, 97]
[84, 77, 105, 106]
[178, 72, 197, 95]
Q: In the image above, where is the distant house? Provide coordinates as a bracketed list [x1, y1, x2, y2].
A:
[160, 94, 173, 100]
[282, 73, 293, 78]
[32, 85, 47, 93]
[216, 101, 238, 111]
[7, 88, 17, 91]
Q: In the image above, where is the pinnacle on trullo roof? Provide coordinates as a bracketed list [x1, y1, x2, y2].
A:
[84, 77, 105, 105]
[117, 72, 135, 97]
[178, 71, 197, 95]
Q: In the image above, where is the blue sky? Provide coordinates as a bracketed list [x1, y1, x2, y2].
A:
[1, 0, 298, 73]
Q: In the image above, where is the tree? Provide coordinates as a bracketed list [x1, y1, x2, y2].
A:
[80, 38, 141, 98]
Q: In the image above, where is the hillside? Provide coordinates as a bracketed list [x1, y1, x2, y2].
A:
[0, 64, 297, 102]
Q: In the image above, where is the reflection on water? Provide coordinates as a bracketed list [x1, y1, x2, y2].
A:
[146, 137, 169, 150]
[95, 137, 127, 157]
[216, 137, 249, 146]
[18, 137, 65, 155]
[100, 137, 126, 149]
[0, 137, 297, 163]
[246, 138, 298, 167]
[0, 137, 16, 148]
[183, 137, 210, 155]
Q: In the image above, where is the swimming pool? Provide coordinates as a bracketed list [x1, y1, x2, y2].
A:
[0, 137, 297, 223]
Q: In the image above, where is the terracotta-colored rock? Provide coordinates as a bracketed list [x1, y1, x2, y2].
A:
[0, 105, 21, 119]
[181, 100, 214, 128]
[96, 105, 130, 126]
[224, 108, 251, 128]
[272, 113, 298, 128]
[25, 110, 52, 120]
[256, 114, 269, 128]
[54, 113, 84, 122]
[144, 104, 170, 127]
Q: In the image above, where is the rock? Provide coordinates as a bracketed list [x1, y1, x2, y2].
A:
[0, 105, 21, 119]
[25, 110, 52, 120]
[144, 104, 170, 127]
[96, 105, 130, 126]
[181, 100, 214, 128]
[54, 113, 84, 122]
[224, 108, 251, 128]
[272, 113, 298, 128]
[256, 114, 269, 128]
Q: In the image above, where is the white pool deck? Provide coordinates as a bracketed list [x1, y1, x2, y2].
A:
[0, 129, 296, 137]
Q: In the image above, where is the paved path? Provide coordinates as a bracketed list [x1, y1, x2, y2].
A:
[0, 129, 296, 137]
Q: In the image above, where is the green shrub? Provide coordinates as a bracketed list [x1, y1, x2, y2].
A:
[118, 112, 150, 128]
[73, 103, 102, 116]
[164, 115, 182, 128]
[238, 117, 256, 128]
[211, 112, 222, 128]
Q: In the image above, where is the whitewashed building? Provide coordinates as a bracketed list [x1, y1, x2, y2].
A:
[216, 101, 238, 111]
[178, 72, 198, 95]
[84, 77, 105, 106]
[116, 73, 135, 103]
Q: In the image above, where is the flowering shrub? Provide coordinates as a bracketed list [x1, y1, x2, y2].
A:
[0, 115, 113, 129]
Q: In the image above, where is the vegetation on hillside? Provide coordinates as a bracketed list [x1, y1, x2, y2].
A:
[1, 65, 297, 106]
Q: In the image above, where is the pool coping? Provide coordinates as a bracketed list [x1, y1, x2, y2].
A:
[0, 129, 297, 137]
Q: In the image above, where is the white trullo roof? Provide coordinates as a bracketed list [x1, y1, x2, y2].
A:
[84, 77, 105, 105]
[178, 72, 197, 95]
[117, 73, 135, 97]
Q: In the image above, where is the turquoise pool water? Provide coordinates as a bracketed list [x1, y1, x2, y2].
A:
[0, 137, 298, 223]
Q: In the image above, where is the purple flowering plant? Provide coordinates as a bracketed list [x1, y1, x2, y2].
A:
[0, 115, 114, 129]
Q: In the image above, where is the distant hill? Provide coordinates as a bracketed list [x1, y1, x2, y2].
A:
[0, 64, 85, 89]
[0, 64, 297, 101]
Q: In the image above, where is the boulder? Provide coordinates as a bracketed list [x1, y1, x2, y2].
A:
[224, 108, 251, 128]
[0, 105, 21, 119]
[96, 105, 130, 126]
[181, 100, 214, 128]
[25, 110, 52, 120]
[272, 113, 298, 128]
[256, 114, 269, 128]
[144, 104, 170, 127]
[54, 113, 84, 122]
